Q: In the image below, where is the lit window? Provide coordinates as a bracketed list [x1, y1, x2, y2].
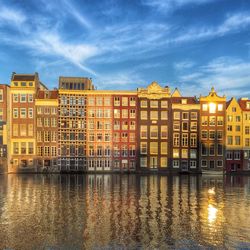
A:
[218, 104, 223, 111]
[202, 104, 208, 111]
[209, 103, 216, 113]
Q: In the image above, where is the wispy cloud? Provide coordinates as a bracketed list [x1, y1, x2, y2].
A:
[0, 4, 26, 28]
[177, 56, 250, 97]
[141, 0, 215, 13]
[174, 60, 195, 71]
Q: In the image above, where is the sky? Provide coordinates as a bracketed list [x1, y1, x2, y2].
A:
[0, 0, 250, 98]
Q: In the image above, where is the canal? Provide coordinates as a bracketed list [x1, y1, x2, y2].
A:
[0, 174, 250, 249]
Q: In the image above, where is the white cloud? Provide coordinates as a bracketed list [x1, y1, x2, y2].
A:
[0, 5, 26, 28]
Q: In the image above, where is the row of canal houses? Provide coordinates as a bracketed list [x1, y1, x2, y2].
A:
[0, 72, 250, 174]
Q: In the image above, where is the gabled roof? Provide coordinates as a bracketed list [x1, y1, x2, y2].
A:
[200, 87, 226, 101]
[238, 98, 250, 111]
[226, 97, 242, 110]
[171, 88, 182, 97]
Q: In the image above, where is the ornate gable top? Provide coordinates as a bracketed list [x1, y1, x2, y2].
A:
[137, 81, 171, 99]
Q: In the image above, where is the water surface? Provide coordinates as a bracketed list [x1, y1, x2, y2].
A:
[0, 174, 250, 249]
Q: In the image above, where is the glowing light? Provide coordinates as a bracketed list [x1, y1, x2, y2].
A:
[208, 204, 217, 223]
[208, 187, 215, 195]
[209, 103, 216, 113]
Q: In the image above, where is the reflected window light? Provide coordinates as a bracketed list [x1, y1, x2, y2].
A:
[208, 204, 217, 223]
[208, 187, 215, 195]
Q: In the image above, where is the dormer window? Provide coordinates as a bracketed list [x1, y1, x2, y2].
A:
[181, 99, 187, 104]
[21, 82, 26, 87]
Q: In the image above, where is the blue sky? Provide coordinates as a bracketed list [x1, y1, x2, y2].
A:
[0, 0, 250, 97]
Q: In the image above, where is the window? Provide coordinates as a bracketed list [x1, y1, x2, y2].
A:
[161, 142, 167, 154]
[104, 97, 111, 106]
[140, 157, 147, 167]
[245, 138, 250, 147]
[226, 151, 233, 160]
[161, 111, 168, 120]
[232, 107, 236, 112]
[161, 100, 168, 108]
[28, 142, 33, 154]
[44, 118, 50, 127]
[20, 108, 26, 118]
[227, 115, 233, 122]
[28, 124, 33, 136]
[182, 134, 188, 147]
[44, 131, 50, 142]
[161, 126, 168, 138]
[201, 116, 208, 126]
[201, 160, 207, 168]
[209, 116, 216, 126]
[20, 94, 26, 102]
[218, 104, 223, 111]
[173, 149, 179, 158]
[217, 130, 223, 140]
[150, 100, 158, 108]
[173, 121, 180, 131]
[150, 111, 158, 120]
[122, 97, 128, 106]
[130, 97, 136, 106]
[21, 142, 26, 154]
[13, 124, 18, 136]
[130, 121, 136, 130]
[190, 134, 197, 147]
[182, 112, 189, 120]
[96, 97, 103, 106]
[160, 157, 167, 167]
[88, 97, 95, 106]
[122, 121, 128, 130]
[20, 124, 26, 136]
[227, 136, 233, 145]
[140, 100, 147, 108]
[173, 160, 179, 168]
[209, 103, 216, 113]
[28, 108, 33, 118]
[209, 160, 215, 169]
[13, 94, 18, 102]
[37, 118, 42, 127]
[174, 112, 180, 120]
[201, 130, 208, 139]
[114, 97, 120, 106]
[140, 111, 147, 120]
[209, 144, 215, 156]
[217, 116, 223, 126]
[217, 160, 223, 167]
[13, 142, 19, 154]
[51, 118, 57, 127]
[245, 126, 250, 135]
[140, 126, 147, 139]
[235, 125, 241, 132]
[190, 149, 197, 159]
[28, 94, 33, 102]
[201, 143, 207, 156]
[217, 144, 223, 156]
[191, 112, 197, 120]
[209, 130, 215, 140]
[122, 109, 128, 118]
[114, 120, 120, 130]
[182, 149, 188, 158]
[236, 116, 241, 122]
[182, 122, 188, 131]
[235, 136, 241, 145]
[173, 133, 180, 146]
[130, 109, 136, 118]
[13, 108, 18, 118]
[114, 109, 120, 118]
[190, 161, 196, 168]
[150, 142, 158, 154]
[190, 122, 197, 131]
[140, 142, 147, 154]
[150, 126, 158, 139]
[202, 104, 208, 111]
[227, 125, 232, 131]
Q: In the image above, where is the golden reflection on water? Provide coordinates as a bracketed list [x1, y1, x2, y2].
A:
[0, 174, 250, 249]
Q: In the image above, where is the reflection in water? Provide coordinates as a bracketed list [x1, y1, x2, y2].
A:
[208, 204, 217, 224]
[0, 174, 250, 249]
